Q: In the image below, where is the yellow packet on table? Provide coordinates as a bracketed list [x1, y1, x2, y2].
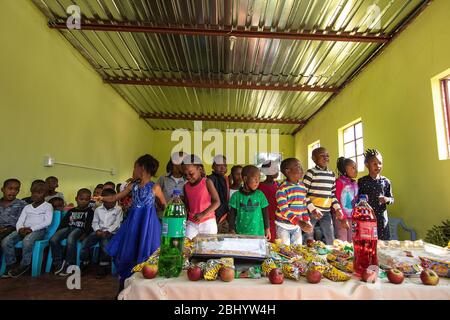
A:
[282, 263, 301, 280]
[262, 258, 278, 276]
[323, 265, 351, 282]
[307, 261, 328, 274]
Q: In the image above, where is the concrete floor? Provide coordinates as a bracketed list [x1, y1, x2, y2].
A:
[0, 269, 119, 300]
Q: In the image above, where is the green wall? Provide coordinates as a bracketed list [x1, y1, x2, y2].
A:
[0, 1, 154, 202]
[295, 0, 450, 239]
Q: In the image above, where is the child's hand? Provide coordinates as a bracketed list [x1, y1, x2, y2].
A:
[339, 219, 350, 230]
[311, 209, 323, 220]
[103, 231, 111, 238]
[378, 196, 389, 204]
[264, 228, 271, 240]
[192, 212, 206, 223]
[335, 209, 344, 220]
[19, 228, 32, 236]
[96, 230, 104, 237]
[298, 220, 313, 234]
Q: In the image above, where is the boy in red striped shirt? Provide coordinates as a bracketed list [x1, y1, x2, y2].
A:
[275, 158, 313, 245]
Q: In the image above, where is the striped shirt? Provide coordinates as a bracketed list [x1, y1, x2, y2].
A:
[303, 166, 341, 212]
[275, 180, 311, 225]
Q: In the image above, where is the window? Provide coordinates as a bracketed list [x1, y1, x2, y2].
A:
[340, 120, 365, 172]
[255, 152, 283, 180]
[307, 140, 321, 169]
[441, 78, 450, 157]
[431, 70, 450, 160]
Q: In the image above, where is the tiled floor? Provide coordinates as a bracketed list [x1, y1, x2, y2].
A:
[0, 268, 119, 300]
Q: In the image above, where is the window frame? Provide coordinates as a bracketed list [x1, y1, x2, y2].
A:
[339, 119, 365, 172]
[440, 78, 450, 157]
[307, 140, 321, 169]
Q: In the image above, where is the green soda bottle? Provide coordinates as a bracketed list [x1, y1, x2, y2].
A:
[158, 189, 187, 278]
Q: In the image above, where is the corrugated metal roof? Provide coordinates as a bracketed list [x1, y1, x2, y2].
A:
[32, 0, 429, 134]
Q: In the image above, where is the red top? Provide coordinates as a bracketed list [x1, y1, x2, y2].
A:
[258, 181, 278, 242]
[184, 178, 216, 224]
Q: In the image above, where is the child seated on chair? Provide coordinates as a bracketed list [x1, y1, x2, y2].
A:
[1, 179, 27, 243]
[1, 181, 53, 278]
[80, 188, 123, 278]
[48, 197, 65, 212]
[50, 188, 94, 276]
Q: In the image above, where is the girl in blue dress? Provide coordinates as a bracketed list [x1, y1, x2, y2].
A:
[103, 154, 166, 290]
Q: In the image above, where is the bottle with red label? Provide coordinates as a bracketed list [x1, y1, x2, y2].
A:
[352, 194, 378, 276]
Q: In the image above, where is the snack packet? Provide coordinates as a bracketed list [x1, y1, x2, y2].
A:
[204, 258, 235, 280]
[281, 263, 301, 280]
[262, 258, 278, 276]
[419, 257, 450, 277]
[235, 266, 262, 279]
[323, 265, 351, 282]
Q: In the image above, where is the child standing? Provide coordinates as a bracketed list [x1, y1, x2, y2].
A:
[44, 176, 64, 202]
[335, 157, 358, 242]
[81, 188, 123, 278]
[276, 158, 313, 245]
[1, 179, 27, 242]
[303, 147, 344, 245]
[208, 155, 229, 233]
[229, 165, 243, 199]
[182, 154, 220, 240]
[1, 182, 53, 278]
[229, 165, 270, 238]
[157, 152, 187, 218]
[258, 161, 279, 243]
[358, 149, 394, 240]
[50, 188, 94, 276]
[104, 154, 166, 290]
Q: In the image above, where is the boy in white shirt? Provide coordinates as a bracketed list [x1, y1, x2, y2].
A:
[80, 188, 123, 278]
[1, 182, 53, 278]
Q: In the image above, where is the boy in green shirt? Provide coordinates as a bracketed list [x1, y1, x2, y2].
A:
[228, 165, 270, 239]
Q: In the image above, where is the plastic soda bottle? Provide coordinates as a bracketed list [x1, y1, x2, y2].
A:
[352, 194, 378, 276]
[158, 189, 187, 278]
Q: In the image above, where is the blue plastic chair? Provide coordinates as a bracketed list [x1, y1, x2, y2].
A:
[389, 218, 417, 240]
[0, 210, 61, 277]
[45, 236, 116, 275]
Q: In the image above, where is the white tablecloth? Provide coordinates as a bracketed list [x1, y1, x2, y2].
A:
[119, 271, 450, 300]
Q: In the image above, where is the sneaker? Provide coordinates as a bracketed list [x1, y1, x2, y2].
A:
[54, 261, 67, 275]
[1, 263, 19, 278]
[8, 265, 30, 278]
[58, 265, 72, 277]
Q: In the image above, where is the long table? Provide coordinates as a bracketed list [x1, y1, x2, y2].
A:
[119, 271, 450, 300]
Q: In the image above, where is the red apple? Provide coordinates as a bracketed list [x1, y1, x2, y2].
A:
[306, 239, 315, 247]
[142, 265, 158, 279]
[268, 268, 284, 284]
[387, 268, 404, 284]
[361, 268, 377, 283]
[219, 267, 235, 282]
[420, 269, 439, 286]
[187, 266, 203, 281]
[306, 269, 322, 284]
